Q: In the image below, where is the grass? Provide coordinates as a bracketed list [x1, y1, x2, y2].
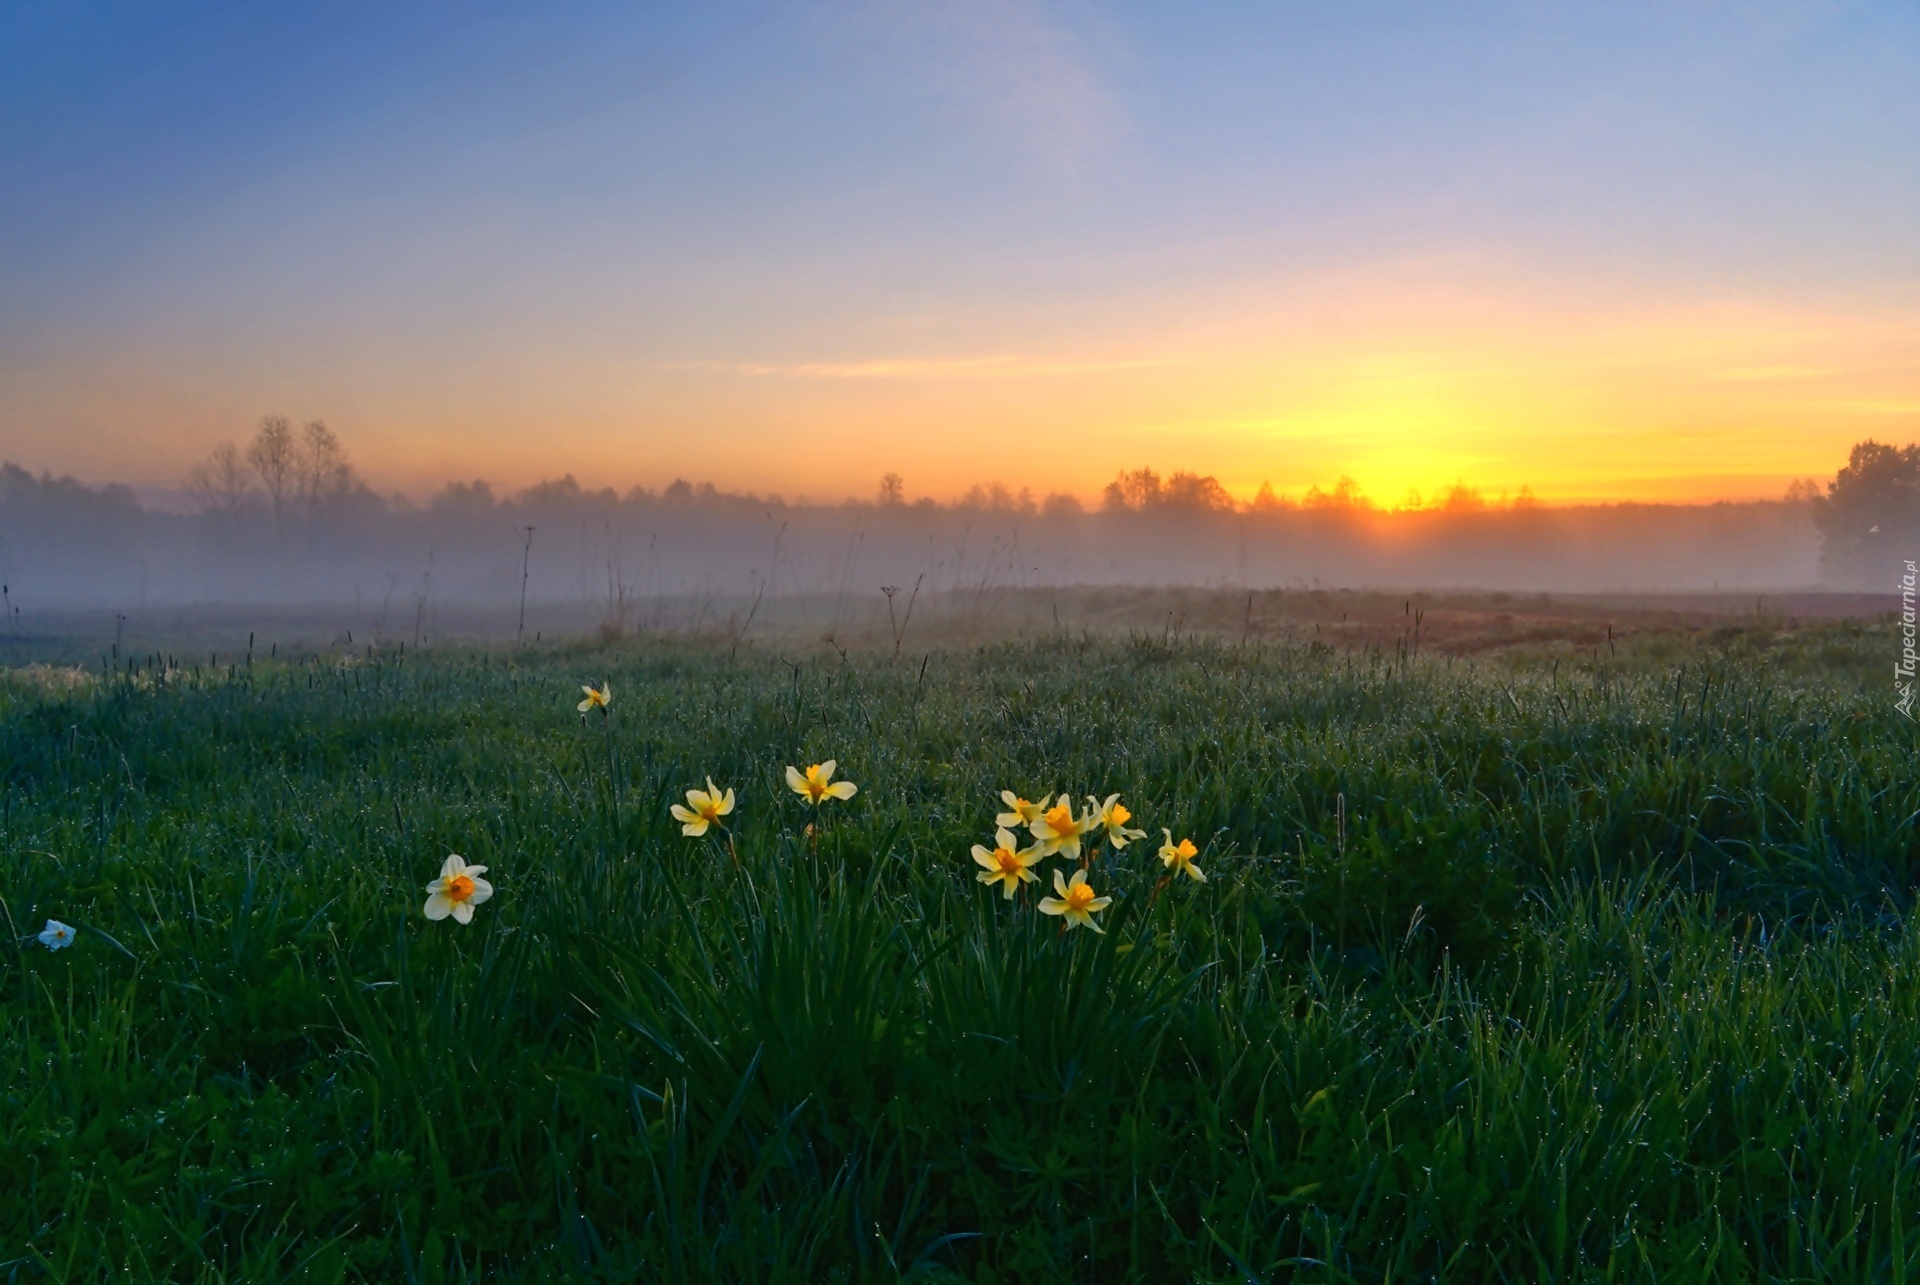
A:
[2, 620, 1917, 1281]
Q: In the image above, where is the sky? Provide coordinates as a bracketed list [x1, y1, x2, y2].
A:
[1, 0, 1916, 506]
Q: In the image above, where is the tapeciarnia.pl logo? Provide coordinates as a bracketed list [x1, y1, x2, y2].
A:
[1899, 559, 1917, 721]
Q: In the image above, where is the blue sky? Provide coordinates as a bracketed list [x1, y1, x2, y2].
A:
[2, 1, 1916, 502]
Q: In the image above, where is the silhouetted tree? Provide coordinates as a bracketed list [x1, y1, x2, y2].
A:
[297, 419, 354, 520]
[1160, 470, 1234, 512]
[430, 480, 497, 514]
[958, 481, 1035, 513]
[1302, 476, 1370, 510]
[1250, 481, 1292, 514]
[247, 415, 299, 524]
[185, 441, 254, 513]
[1812, 440, 1920, 586]
[191, 415, 360, 527]
[1438, 482, 1487, 513]
[1102, 467, 1235, 514]
[1104, 467, 1158, 511]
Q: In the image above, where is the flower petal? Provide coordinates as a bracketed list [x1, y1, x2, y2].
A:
[785, 766, 806, 793]
[452, 901, 475, 924]
[441, 854, 466, 877]
[424, 894, 452, 920]
[827, 781, 857, 800]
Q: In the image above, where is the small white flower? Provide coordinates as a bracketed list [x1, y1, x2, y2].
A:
[38, 919, 76, 950]
[423, 854, 494, 924]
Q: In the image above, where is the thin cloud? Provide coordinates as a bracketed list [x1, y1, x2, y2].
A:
[669, 354, 1185, 380]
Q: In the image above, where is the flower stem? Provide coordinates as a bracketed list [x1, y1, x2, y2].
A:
[603, 708, 618, 809]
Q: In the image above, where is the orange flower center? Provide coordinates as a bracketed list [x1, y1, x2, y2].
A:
[994, 848, 1024, 875]
[1045, 804, 1079, 835]
[1065, 883, 1096, 912]
[698, 798, 722, 821]
[445, 873, 477, 903]
[1109, 803, 1131, 826]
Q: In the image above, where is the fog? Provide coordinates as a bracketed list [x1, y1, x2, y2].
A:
[0, 461, 1829, 639]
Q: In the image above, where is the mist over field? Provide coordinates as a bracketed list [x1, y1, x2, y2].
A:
[0, 459, 1832, 627]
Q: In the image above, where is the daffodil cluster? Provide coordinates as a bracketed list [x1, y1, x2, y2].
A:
[972, 789, 1207, 933]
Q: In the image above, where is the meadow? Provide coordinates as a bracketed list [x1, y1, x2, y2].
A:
[3, 609, 1918, 1282]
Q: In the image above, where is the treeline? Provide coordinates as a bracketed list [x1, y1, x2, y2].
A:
[180, 417, 1552, 523]
[1, 418, 1912, 612]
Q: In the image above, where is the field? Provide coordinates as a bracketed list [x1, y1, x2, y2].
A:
[3, 600, 1918, 1281]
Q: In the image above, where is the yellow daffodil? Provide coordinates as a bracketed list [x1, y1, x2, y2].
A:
[578, 681, 612, 714]
[1030, 797, 1092, 860]
[971, 827, 1046, 899]
[424, 854, 493, 924]
[1090, 793, 1147, 849]
[786, 760, 858, 805]
[995, 790, 1052, 829]
[670, 778, 736, 836]
[1038, 868, 1112, 933]
[1159, 829, 1206, 882]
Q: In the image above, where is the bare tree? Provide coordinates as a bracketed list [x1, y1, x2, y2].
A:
[877, 472, 905, 506]
[297, 419, 353, 519]
[185, 441, 254, 513]
[247, 415, 298, 523]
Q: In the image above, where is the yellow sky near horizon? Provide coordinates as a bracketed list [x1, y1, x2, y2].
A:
[9, 261, 1908, 509]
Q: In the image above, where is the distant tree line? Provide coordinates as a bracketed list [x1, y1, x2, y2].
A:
[2, 418, 1906, 595]
[167, 419, 1920, 563]
[174, 418, 1569, 523]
